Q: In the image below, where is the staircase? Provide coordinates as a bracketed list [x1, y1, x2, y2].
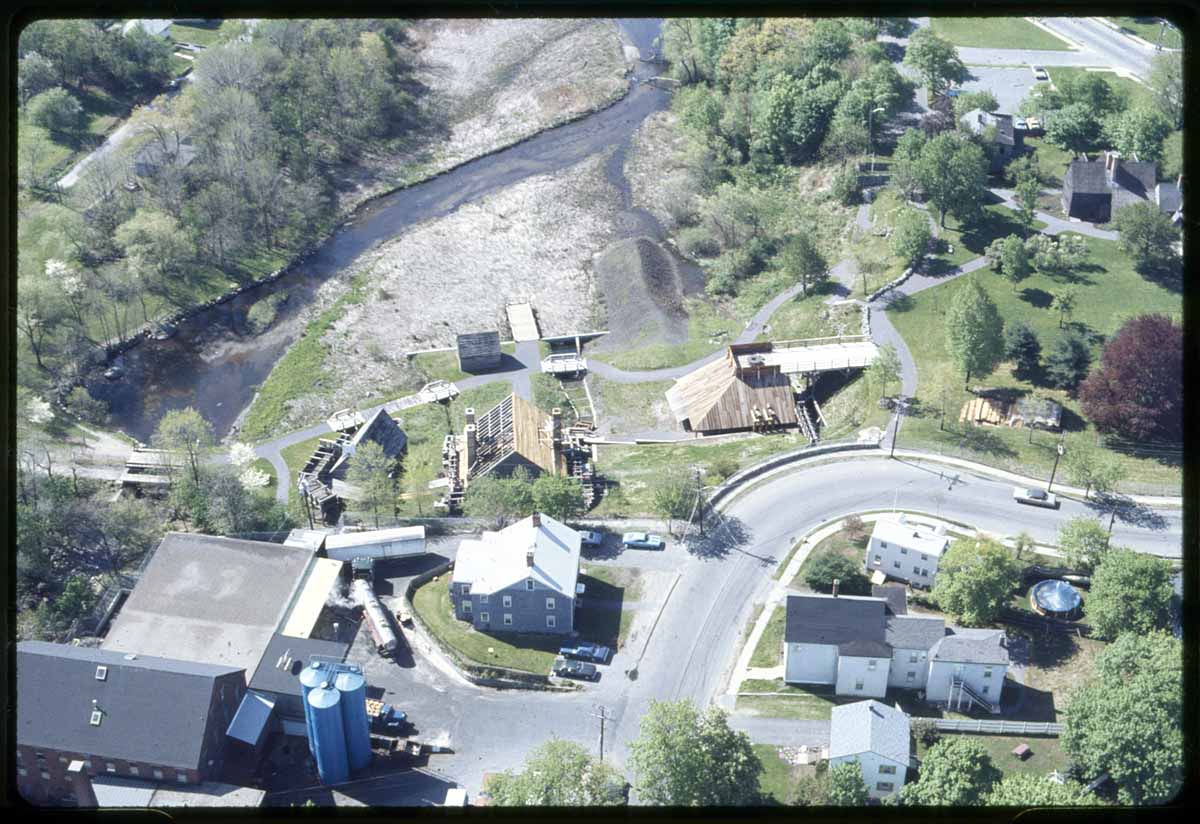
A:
[795, 398, 819, 444]
[949, 677, 1001, 714]
[565, 446, 602, 508]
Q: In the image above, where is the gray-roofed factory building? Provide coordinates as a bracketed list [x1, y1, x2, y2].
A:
[248, 633, 353, 724]
[16, 642, 246, 805]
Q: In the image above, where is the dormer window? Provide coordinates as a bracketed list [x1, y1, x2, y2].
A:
[95, 666, 108, 681]
[90, 711, 103, 726]
[526, 579, 534, 591]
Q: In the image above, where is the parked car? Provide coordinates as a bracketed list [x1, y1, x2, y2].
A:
[1013, 486, 1059, 509]
[1031, 65, 1049, 81]
[1014, 117, 1028, 130]
[622, 532, 665, 550]
[944, 88, 960, 98]
[559, 642, 611, 664]
[578, 530, 604, 547]
[552, 656, 599, 681]
[1025, 116, 1043, 131]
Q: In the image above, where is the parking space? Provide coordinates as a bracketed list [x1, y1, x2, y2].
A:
[960, 65, 1040, 114]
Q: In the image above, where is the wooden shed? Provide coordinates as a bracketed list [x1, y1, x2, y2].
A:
[456, 331, 502, 373]
[665, 346, 798, 434]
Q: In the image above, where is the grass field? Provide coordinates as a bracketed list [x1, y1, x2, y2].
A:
[749, 605, 786, 668]
[790, 528, 870, 589]
[1024, 632, 1106, 720]
[578, 565, 645, 601]
[917, 734, 1068, 779]
[1109, 17, 1183, 49]
[887, 234, 1182, 495]
[587, 376, 675, 433]
[736, 680, 860, 720]
[755, 745, 805, 804]
[1040, 67, 1154, 112]
[170, 21, 227, 48]
[409, 343, 516, 385]
[925, 203, 1047, 277]
[930, 17, 1073, 50]
[758, 290, 861, 342]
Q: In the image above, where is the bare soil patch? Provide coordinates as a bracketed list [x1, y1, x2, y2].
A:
[625, 110, 694, 231]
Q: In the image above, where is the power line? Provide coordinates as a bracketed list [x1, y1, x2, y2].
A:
[590, 705, 614, 760]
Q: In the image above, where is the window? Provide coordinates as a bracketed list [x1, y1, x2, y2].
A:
[880, 541, 888, 548]
[921, 553, 927, 561]
[106, 763, 116, 773]
[83, 761, 92, 770]
[526, 579, 535, 591]
[129, 766, 139, 776]
[35, 753, 45, 761]
[876, 782, 894, 792]
[913, 566, 921, 574]
[503, 614, 513, 626]
[893, 561, 900, 569]
[59, 756, 68, 764]
[879, 765, 896, 775]
[502, 595, 512, 608]
[546, 615, 557, 629]
[900, 547, 907, 555]
[984, 668, 993, 678]
[909, 652, 919, 663]
[177, 773, 188, 784]
[546, 597, 556, 611]
[153, 769, 164, 780]
[982, 685, 990, 695]
[95, 665, 108, 681]
[922, 568, 930, 577]
[867, 660, 877, 671]
[906, 671, 916, 681]
[854, 679, 864, 690]
[480, 612, 489, 624]
[463, 600, 472, 614]
[873, 554, 881, 564]
[479, 594, 488, 604]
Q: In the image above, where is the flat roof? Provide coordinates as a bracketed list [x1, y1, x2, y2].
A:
[871, 517, 950, 557]
[734, 340, 878, 374]
[247, 633, 351, 700]
[279, 557, 345, 639]
[325, 525, 425, 550]
[102, 533, 315, 674]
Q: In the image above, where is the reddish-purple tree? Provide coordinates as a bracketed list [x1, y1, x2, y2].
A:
[1079, 315, 1183, 441]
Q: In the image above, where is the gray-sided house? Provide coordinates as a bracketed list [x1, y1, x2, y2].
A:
[1062, 151, 1158, 223]
[131, 138, 199, 180]
[456, 331, 502, 373]
[960, 109, 1022, 173]
[866, 515, 951, 589]
[450, 512, 582, 634]
[783, 589, 1009, 712]
[16, 642, 246, 805]
[829, 700, 912, 800]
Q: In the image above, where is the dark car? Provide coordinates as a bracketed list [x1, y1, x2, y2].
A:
[558, 642, 611, 664]
[552, 656, 599, 681]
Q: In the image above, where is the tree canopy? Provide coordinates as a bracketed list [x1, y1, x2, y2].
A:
[1042, 331, 1091, 391]
[463, 467, 536, 528]
[1056, 517, 1110, 574]
[943, 278, 1005, 387]
[1112, 201, 1180, 276]
[1002, 321, 1040, 379]
[902, 29, 968, 95]
[152, 406, 214, 485]
[1085, 548, 1174, 640]
[804, 553, 871, 595]
[916, 133, 988, 227]
[984, 774, 1100, 806]
[827, 760, 870, 805]
[899, 736, 1001, 805]
[347, 441, 397, 528]
[487, 739, 625, 806]
[931, 537, 1020, 626]
[1079, 314, 1182, 441]
[530, 474, 584, 522]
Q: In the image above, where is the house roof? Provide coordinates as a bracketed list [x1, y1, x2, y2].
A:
[829, 700, 911, 766]
[870, 517, 950, 558]
[457, 331, 501, 359]
[1065, 155, 1158, 203]
[1064, 159, 1109, 196]
[931, 629, 1009, 665]
[665, 351, 798, 433]
[348, 408, 407, 458]
[92, 776, 265, 807]
[960, 109, 1015, 147]
[872, 584, 908, 615]
[885, 615, 947, 651]
[452, 513, 581, 597]
[247, 633, 351, 701]
[101, 533, 315, 674]
[784, 593, 887, 648]
[459, 393, 561, 482]
[16, 642, 243, 771]
[1157, 181, 1183, 213]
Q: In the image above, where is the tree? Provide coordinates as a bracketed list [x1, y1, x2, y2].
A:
[1002, 321, 1041, 379]
[1057, 71, 1124, 117]
[487, 739, 625, 806]
[1049, 287, 1076, 330]
[1106, 107, 1172, 166]
[18, 51, 59, 105]
[1057, 517, 1110, 574]
[985, 774, 1100, 806]
[628, 700, 763, 806]
[462, 468, 536, 529]
[152, 407, 214, 485]
[890, 128, 926, 199]
[1064, 437, 1124, 500]
[1061, 631, 1182, 804]
[26, 87, 84, 134]
[780, 233, 828, 296]
[923, 361, 960, 431]
[891, 207, 932, 269]
[951, 90, 999, 119]
[863, 343, 902, 406]
[531, 474, 584, 522]
[402, 454, 437, 517]
[827, 761, 870, 805]
[804, 553, 870, 595]
[944, 278, 1005, 387]
[114, 208, 197, 281]
[1113, 201, 1179, 275]
[348, 441, 396, 528]
[902, 29, 968, 95]
[1079, 314, 1182, 441]
[1043, 331, 1091, 391]
[916, 133, 988, 227]
[1010, 531, 1035, 562]
[899, 736, 1001, 806]
[830, 163, 860, 206]
[1044, 103, 1101, 157]
[1085, 549, 1174, 640]
[650, 465, 699, 536]
[1012, 175, 1041, 238]
[930, 537, 1020, 626]
[1026, 233, 1088, 277]
[1148, 50, 1183, 129]
[998, 234, 1031, 291]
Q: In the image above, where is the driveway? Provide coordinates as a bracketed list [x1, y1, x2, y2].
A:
[960, 66, 1041, 114]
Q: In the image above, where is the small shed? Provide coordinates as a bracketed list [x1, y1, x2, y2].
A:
[1009, 396, 1062, 431]
[456, 331, 502, 373]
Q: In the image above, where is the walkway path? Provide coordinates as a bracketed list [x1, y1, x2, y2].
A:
[727, 716, 831, 748]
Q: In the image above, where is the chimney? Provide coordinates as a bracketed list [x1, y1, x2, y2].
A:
[1105, 150, 1121, 184]
[832, 578, 840, 598]
[551, 408, 562, 441]
[526, 550, 535, 568]
[67, 761, 97, 807]
[531, 512, 540, 529]
[465, 407, 475, 427]
[465, 424, 477, 468]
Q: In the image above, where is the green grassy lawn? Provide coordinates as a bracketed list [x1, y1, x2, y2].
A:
[1025, 137, 1077, 190]
[888, 234, 1182, 495]
[925, 204, 1047, 277]
[168, 54, 195, 77]
[917, 734, 1068, 778]
[791, 528, 869, 589]
[409, 343, 516, 385]
[1041, 67, 1154, 112]
[170, 20, 226, 48]
[1024, 633, 1107, 720]
[578, 565, 645, 601]
[736, 680, 860, 720]
[1109, 17, 1182, 49]
[588, 376, 675, 432]
[412, 575, 560, 674]
[749, 605, 786, 668]
[589, 295, 743, 371]
[247, 456, 277, 492]
[931, 17, 1073, 50]
[755, 744, 803, 805]
[758, 291, 860, 342]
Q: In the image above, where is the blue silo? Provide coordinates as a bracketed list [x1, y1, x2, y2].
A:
[333, 668, 372, 772]
[299, 662, 329, 756]
[307, 682, 350, 785]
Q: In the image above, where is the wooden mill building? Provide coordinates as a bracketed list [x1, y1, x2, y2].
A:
[298, 408, 407, 525]
[456, 331, 502, 373]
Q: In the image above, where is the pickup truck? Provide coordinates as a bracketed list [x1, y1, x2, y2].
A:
[1013, 486, 1059, 509]
[558, 642, 611, 664]
[552, 656, 600, 681]
[622, 532, 665, 550]
[366, 699, 407, 732]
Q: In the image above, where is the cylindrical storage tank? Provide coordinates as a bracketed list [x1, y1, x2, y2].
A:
[1030, 579, 1083, 619]
[333, 668, 372, 772]
[307, 682, 350, 785]
[299, 662, 328, 756]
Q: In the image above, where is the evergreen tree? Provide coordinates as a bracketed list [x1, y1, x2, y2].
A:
[943, 278, 1004, 387]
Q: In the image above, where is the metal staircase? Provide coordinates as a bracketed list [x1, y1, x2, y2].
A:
[949, 677, 1001, 714]
[795, 398, 819, 444]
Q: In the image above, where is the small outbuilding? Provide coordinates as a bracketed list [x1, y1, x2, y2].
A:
[456, 331, 502, 373]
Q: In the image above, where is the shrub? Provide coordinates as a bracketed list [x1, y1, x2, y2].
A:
[678, 226, 721, 259]
[831, 164, 860, 206]
[804, 553, 870, 595]
[246, 292, 285, 334]
[842, 514, 868, 541]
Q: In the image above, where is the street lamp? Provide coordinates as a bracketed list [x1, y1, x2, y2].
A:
[298, 477, 314, 529]
[889, 398, 905, 458]
[868, 106, 886, 173]
[1047, 440, 1065, 492]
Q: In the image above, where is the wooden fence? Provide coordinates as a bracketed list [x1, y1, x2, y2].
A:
[933, 719, 1063, 736]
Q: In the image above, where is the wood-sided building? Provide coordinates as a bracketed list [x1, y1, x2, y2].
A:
[665, 344, 799, 434]
[456, 331, 502, 373]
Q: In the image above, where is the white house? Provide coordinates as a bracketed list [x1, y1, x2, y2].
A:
[122, 19, 173, 38]
[865, 515, 951, 588]
[783, 589, 1009, 712]
[829, 700, 912, 799]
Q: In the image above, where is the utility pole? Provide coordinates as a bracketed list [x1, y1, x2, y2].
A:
[591, 705, 613, 760]
[299, 478, 315, 529]
[692, 467, 706, 538]
[1047, 439, 1065, 492]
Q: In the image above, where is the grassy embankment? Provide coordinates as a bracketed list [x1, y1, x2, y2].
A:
[408, 343, 517, 385]
[755, 744, 811, 805]
[888, 234, 1182, 495]
[736, 678, 861, 720]
[1108, 17, 1182, 49]
[916, 734, 1068, 779]
[930, 17, 1073, 50]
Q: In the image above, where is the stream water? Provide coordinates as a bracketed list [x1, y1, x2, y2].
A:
[90, 19, 668, 443]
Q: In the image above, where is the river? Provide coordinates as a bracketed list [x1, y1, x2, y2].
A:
[90, 19, 668, 443]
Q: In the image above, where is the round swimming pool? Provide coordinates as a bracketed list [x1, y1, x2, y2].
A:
[1030, 579, 1083, 619]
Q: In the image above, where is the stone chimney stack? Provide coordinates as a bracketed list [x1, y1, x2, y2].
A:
[526, 550, 535, 568]
[67, 761, 97, 807]
[531, 512, 541, 529]
[465, 424, 477, 468]
[832, 578, 840, 598]
[465, 407, 475, 427]
[1105, 150, 1121, 184]
[551, 408, 562, 441]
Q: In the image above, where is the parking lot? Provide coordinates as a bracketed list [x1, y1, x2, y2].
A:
[960, 65, 1041, 114]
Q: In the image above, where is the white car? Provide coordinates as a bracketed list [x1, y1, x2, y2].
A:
[578, 530, 603, 547]
[1031, 65, 1049, 81]
[1013, 486, 1059, 509]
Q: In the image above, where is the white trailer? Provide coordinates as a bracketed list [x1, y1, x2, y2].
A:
[324, 526, 427, 562]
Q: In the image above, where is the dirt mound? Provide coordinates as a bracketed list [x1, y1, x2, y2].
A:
[593, 236, 689, 349]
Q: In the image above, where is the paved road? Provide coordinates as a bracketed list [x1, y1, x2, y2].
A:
[727, 717, 830, 747]
[955, 17, 1157, 80]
